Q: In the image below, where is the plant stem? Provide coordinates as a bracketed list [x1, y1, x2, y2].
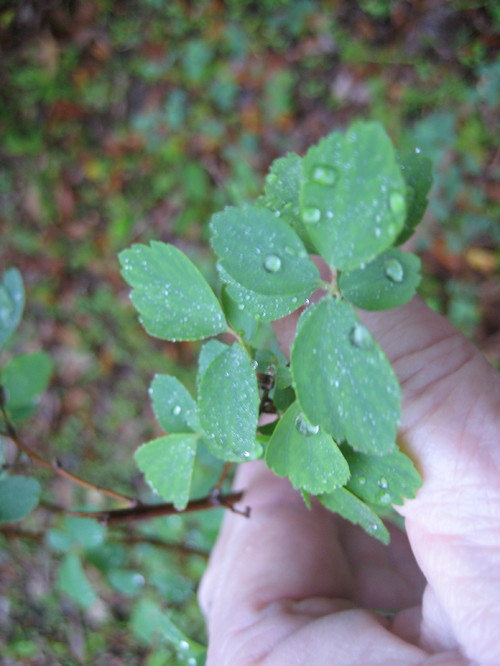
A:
[69, 490, 249, 525]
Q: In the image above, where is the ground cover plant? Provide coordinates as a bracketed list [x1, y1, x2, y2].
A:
[0, 1, 498, 664]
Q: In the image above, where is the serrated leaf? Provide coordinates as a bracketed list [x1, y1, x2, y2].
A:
[261, 153, 316, 252]
[1, 351, 53, 422]
[319, 487, 390, 544]
[210, 204, 320, 296]
[265, 402, 349, 494]
[396, 149, 433, 245]
[150, 374, 200, 433]
[57, 552, 96, 608]
[291, 297, 400, 454]
[338, 248, 421, 310]
[198, 343, 261, 461]
[0, 268, 24, 350]
[119, 242, 227, 341]
[300, 121, 406, 270]
[197, 339, 228, 384]
[342, 446, 422, 507]
[135, 434, 198, 510]
[0, 476, 40, 522]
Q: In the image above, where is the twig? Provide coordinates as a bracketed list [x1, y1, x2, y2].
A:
[69, 490, 249, 525]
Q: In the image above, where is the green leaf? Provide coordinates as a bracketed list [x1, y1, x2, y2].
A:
[198, 343, 261, 461]
[57, 552, 96, 608]
[135, 434, 198, 510]
[119, 241, 227, 341]
[63, 517, 106, 549]
[150, 374, 200, 433]
[210, 204, 320, 296]
[338, 248, 421, 310]
[265, 402, 350, 494]
[0, 476, 40, 522]
[396, 148, 433, 245]
[342, 446, 422, 507]
[262, 153, 316, 252]
[319, 487, 390, 544]
[291, 297, 400, 454]
[271, 365, 296, 412]
[0, 268, 24, 350]
[223, 274, 309, 322]
[1, 351, 53, 422]
[300, 121, 406, 270]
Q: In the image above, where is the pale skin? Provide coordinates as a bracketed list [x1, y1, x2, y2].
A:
[199, 296, 500, 665]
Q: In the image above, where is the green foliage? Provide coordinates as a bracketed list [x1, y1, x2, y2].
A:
[300, 122, 406, 270]
[338, 248, 421, 310]
[120, 120, 425, 543]
[0, 476, 40, 522]
[291, 298, 400, 454]
[0, 268, 24, 349]
[119, 242, 227, 341]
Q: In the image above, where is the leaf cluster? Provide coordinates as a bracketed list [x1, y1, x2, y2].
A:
[120, 120, 432, 543]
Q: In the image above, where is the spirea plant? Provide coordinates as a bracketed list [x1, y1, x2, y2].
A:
[119, 120, 433, 544]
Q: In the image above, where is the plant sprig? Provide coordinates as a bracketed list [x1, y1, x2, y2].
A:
[120, 120, 433, 543]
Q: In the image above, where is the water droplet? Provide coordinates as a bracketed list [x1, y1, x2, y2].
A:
[173, 405, 182, 416]
[237, 303, 245, 310]
[187, 659, 196, 666]
[389, 191, 405, 215]
[242, 451, 251, 458]
[302, 207, 321, 224]
[311, 165, 337, 186]
[179, 640, 189, 651]
[263, 254, 282, 273]
[350, 324, 373, 349]
[295, 413, 320, 436]
[384, 257, 404, 283]
[379, 493, 392, 505]
[358, 476, 366, 485]
[415, 147, 421, 154]
[377, 477, 388, 489]
[374, 226, 381, 237]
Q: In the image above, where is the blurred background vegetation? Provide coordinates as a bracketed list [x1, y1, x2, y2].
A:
[0, 0, 498, 663]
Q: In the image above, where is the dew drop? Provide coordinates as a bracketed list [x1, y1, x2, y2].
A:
[173, 405, 182, 416]
[237, 303, 245, 311]
[263, 254, 282, 273]
[358, 476, 367, 485]
[295, 413, 320, 437]
[302, 207, 321, 224]
[377, 477, 388, 489]
[384, 257, 404, 283]
[374, 226, 381, 238]
[311, 165, 337, 186]
[187, 659, 196, 666]
[415, 146, 421, 154]
[179, 640, 189, 651]
[350, 324, 373, 349]
[242, 450, 251, 458]
[379, 493, 392, 505]
[389, 191, 405, 216]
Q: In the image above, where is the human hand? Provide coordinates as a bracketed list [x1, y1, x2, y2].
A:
[199, 297, 500, 665]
